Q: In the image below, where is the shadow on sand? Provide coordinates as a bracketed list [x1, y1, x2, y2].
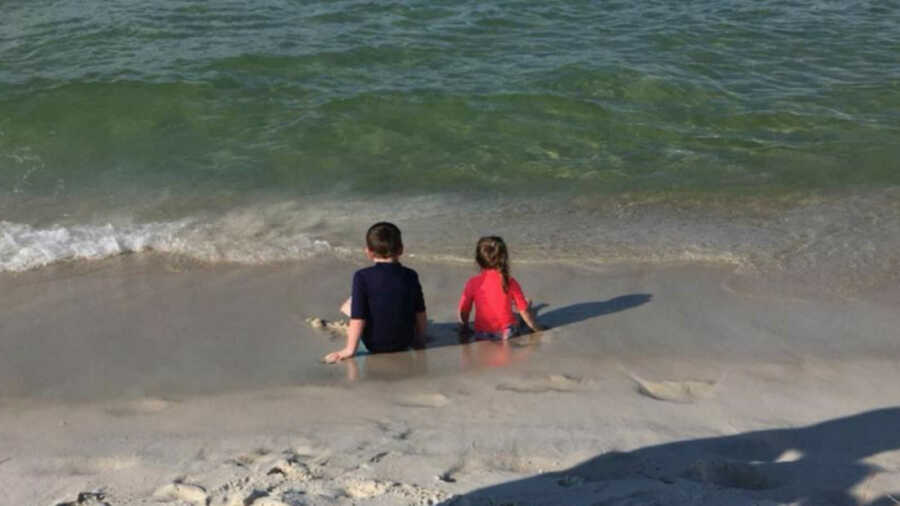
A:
[440, 407, 900, 505]
[425, 293, 653, 349]
[532, 293, 653, 329]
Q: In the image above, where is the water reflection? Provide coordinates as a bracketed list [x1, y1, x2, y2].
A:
[341, 349, 429, 381]
[340, 333, 544, 382]
[459, 334, 542, 370]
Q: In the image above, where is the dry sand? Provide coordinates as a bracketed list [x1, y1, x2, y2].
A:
[2, 255, 900, 505]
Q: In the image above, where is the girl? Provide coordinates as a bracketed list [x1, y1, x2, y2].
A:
[458, 236, 544, 340]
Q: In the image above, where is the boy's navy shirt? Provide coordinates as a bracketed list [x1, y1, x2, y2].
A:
[350, 262, 425, 353]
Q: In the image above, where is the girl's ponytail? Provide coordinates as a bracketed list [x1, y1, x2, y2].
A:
[498, 255, 510, 293]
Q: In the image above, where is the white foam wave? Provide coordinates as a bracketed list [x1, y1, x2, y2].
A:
[3, 189, 899, 297]
[0, 219, 334, 272]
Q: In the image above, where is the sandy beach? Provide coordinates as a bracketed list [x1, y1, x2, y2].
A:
[2, 255, 899, 505]
[6, 1, 900, 504]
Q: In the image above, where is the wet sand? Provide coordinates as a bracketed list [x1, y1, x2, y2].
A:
[2, 256, 900, 505]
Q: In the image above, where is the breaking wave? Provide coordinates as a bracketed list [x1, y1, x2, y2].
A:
[0, 219, 334, 272]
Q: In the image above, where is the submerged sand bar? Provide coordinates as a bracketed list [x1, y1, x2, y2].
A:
[1, 256, 899, 504]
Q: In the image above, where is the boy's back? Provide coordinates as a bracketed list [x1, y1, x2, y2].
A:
[324, 221, 427, 363]
[351, 262, 425, 353]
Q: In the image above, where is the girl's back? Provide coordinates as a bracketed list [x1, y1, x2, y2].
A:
[458, 236, 545, 339]
[460, 268, 528, 334]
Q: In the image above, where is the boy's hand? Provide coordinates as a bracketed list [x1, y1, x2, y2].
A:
[324, 318, 363, 364]
[323, 348, 353, 364]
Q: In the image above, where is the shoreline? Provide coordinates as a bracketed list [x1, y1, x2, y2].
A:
[2, 255, 899, 504]
[4, 186, 900, 302]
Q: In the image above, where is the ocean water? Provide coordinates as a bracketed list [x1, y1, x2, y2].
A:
[1, 0, 899, 290]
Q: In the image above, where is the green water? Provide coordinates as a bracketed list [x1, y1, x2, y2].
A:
[1, 1, 899, 277]
[3, 1, 899, 202]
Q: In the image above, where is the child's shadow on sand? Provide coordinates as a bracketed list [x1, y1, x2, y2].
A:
[426, 293, 652, 349]
[531, 293, 653, 329]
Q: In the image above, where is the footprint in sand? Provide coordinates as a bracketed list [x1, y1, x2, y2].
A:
[54, 490, 109, 506]
[238, 492, 291, 506]
[226, 448, 273, 469]
[342, 480, 451, 504]
[250, 499, 291, 506]
[265, 457, 318, 481]
[632, 376, 718, 403]
[436, 463, 463, 483]
[372, 419, 414, 440]
[496, 374, 582, 394]
[369, 451, 390, 463]
[394, 392, 451, 408]
[305, 316, 348, 339]
[105, 397, 171, 417]
[344, 479, 393, 499]
[205, 479, 257, 506]
[153, 482, 208, 504]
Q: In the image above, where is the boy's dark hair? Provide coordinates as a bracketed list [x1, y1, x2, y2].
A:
[366, 222, 403, 258]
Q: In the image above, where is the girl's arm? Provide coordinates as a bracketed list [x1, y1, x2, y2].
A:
[510, 279, 545, 332]
[458, 283, 474, 336]
[457, 307, 473, 337]
[519, 303, 545, 332]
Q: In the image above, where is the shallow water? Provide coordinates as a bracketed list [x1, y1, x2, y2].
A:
[2, 257, 898, 401]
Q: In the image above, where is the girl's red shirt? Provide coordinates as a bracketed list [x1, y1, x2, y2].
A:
[458, 269, 528, 333]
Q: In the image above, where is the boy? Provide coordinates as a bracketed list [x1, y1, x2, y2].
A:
[323, 222, 427, 363]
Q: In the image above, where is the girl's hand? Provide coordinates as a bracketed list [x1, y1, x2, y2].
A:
[323, 348, 353, 363]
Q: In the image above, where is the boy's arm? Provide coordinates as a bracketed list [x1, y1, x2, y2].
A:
[412, 311, 427, 349]
[410, 272, 428, 348]
[326, 271, 367, 363]
[323, 318, 364, 363]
